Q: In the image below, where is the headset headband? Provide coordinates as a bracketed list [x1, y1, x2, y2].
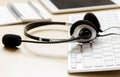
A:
[24, 21, 69, 42]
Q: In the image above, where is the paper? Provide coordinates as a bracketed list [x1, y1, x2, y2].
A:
[0, 6, 21, 25]
[0, 2, 51, 26]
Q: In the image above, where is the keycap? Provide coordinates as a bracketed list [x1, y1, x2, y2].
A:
[93, 53, 102, 58]
[114, 52, 120, 58]
[92, 43, 101, 49]
[82, 43, 90, 48]
[114, 49, 120, 53]
[92, 49, 102, 54]
[101, 37, 110, 43]
[104, 56, 113, 61]
[102, 43, 111, 47]
[113, 44, 120, 49]
[110, 35, 120, 41]
[71, 57, 76, 63]
[103, 51, 113, 56]
[115, 58, 120, 66]
[71, 53, 76, 58]
[82, 49, 91, 57]
[102, 47, 112, 52]
[93, 58, 103, 67]
[105, 60, 114, 66]
[71, 62, 77, 69]
[76, 54, 82, 63]
[83, 56, 92, 68]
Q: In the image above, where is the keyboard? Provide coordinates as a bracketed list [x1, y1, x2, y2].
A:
[68, 11, 120, 73]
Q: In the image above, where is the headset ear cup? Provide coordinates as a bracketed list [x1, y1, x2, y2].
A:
[70, 20, 97, 36]
[70, 20, 98, 42]
[84, 12, 102, 33]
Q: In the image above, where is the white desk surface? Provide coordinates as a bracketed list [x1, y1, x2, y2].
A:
[1, 0, 120, 77]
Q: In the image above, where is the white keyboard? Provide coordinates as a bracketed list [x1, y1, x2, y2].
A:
[68, 11, 120, 73]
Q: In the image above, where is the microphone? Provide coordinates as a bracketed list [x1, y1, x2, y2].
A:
[2, 34, 82, 47]
[2, 34, 22, 47]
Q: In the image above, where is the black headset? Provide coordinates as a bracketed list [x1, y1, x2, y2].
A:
[2, 13, 103, 47]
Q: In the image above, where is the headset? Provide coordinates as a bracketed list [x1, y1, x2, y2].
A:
[2, 12, 118, 47]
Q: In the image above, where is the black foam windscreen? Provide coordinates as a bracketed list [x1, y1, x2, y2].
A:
[2, 34, 22, 47]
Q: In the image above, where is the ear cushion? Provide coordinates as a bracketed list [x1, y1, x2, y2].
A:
[70, 20, 97, 36]
[84, 13, 102, 33]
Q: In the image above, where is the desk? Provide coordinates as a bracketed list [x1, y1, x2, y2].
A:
[1, 0, 120, 77]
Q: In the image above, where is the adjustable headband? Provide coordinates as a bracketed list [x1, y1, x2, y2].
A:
[24, 21, 67, 42]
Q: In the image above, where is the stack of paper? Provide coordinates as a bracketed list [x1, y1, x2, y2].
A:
[0, 2, 51, 25]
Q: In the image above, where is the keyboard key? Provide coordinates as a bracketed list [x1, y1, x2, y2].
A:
[71, 63, 77, 69]
[114, 52, 120, 58]
[101, 37, 110, 43]
[112, 41, 120, 45]
[102, 47, 112, 52]
[71, 53, 76, 58]
[92, 43, 101, 49]
[103, 51, 113, 56]
[83, 57, 92, 68]
[105, 60, 114, 66]
[93, 58, 103, 67]
[76, 54, 82, 63]
[114, 49, 120, 53]
[71, 57, 76, 63]
[82, 43, 90, 48]
[93, 53, 102, 58]
[115, 58, 120, 66]
[82, 49, 91, 57]
[113, 44, 120, 49]
[102, 43, 111, 47]
[92, 49, 102, 54]
[104, 56, 113, 61]
[110, 35, 120, 41]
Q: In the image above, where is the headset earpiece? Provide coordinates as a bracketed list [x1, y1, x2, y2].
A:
[84, 12, 102, 33]
[70, 20, 97, 43]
